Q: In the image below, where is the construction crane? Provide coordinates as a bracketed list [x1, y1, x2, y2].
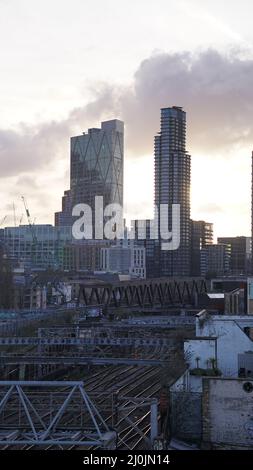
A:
[0, 215, 7, 227]
[21, 196, 37, 243]
[21, 196, 55, 270]
[12, 203, 17, 227]
[21, 196, 38, 265]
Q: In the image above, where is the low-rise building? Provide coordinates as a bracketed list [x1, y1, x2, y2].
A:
[100, 245, 146, 278]
[170, 310, 253, 447]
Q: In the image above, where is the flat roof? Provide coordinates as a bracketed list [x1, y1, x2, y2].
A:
[207, 293, 224, 299]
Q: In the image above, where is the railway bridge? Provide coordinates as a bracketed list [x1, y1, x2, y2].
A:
[75, 277, 208, 308]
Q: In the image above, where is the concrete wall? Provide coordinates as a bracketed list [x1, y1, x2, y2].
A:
[196, 316, 253, 376]
[170, 391, 202, 443]
[202, 378, 253, 449]
[184, 338, 217, 370]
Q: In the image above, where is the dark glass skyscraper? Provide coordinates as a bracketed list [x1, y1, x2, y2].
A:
[55, 119, 124, 231]
[71, 119, 124, 211]
[154, 106, 191, 277]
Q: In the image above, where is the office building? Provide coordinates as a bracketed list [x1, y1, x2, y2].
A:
[63, 240, 110, 272]
[3, 225, 72, 270]
[200, 244, 230, 277]
[55, 119, 124, 236]
[55, 190, 72, 227]
[218, 236, 251, 275]
[131, 219, 159, 278]
[100, 245, 146, 278]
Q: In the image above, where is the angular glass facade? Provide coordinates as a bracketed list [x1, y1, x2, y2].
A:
[71, 119, 124, 214]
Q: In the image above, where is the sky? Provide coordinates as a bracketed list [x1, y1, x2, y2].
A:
[1, 0, 253, 240]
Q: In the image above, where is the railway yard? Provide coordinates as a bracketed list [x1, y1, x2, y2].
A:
[0, 309, 194, 450]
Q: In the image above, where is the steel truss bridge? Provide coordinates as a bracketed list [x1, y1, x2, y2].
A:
[76, 277, 208, 308]
[0, 381, 116, 447]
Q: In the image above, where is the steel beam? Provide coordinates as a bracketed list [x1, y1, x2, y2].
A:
[0, 336, 174, 347]
[0, 356, 167, 366]
[0, 381, 116, 448]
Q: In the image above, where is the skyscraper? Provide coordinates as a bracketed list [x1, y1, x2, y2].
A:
[154, 106, 191, 277]
[252, 151, 253, 274]
[55, 119, 124, 234]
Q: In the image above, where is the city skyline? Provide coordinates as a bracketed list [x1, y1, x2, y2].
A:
[1, 0, 253, 239]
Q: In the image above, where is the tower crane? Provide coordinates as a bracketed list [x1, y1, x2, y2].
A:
[12, 203, 17, 227]
[21, 196, 37, 243]
[21, 196, 55, 270]
[21, 196, 38, 264]
[0, 216, 7, 227]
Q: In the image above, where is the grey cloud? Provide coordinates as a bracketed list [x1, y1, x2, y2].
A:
[121, 49, 253, 155]
[0, 85, 119, 178]
[68, 49, 253, 156]
[0, 121, 71, 177]
[1, 48, 253, 179]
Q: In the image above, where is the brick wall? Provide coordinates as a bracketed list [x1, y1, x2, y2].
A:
[202, 377, 253, 449]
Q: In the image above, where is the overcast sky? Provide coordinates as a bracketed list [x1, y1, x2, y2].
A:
[1, 0, 253, 239]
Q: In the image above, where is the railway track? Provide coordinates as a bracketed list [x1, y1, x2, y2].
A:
[0, 340, 170, 450]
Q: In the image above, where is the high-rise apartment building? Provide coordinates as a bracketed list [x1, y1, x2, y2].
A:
[191, 220, 213, 276]
[154, 106, 191, 277]
[130, 219, 159, 278]
[55, 119, 124, 235]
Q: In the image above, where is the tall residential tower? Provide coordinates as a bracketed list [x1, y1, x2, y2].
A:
[154, 106, 191, 277]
